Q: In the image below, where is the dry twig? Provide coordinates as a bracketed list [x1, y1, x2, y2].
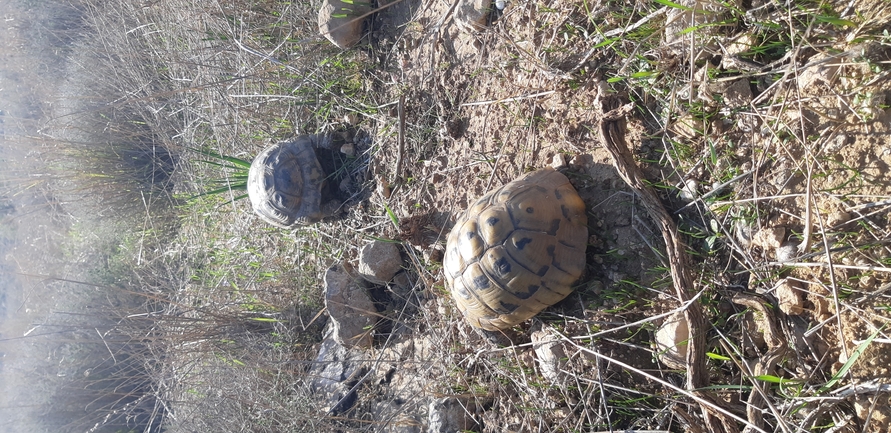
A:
[594, 89, 739, 432]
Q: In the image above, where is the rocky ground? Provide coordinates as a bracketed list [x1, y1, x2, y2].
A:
[297, 0, 891, 431]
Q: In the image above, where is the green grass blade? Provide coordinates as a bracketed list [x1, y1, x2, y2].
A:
[383, 203, 399, 229]
[818, 324, 885, 393]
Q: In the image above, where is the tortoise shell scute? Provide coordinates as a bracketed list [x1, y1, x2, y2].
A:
[247, 136, 326, 228]
[444, 168, 588, 331]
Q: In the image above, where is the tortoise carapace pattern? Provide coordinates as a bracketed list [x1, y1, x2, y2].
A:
[247, 137, 326, 228]
[444, 168, 588, 331]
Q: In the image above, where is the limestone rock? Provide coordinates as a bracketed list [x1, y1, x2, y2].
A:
[308, 326, 368, 414]
[428, 397, 479, 433]
[655, 311, 689, 370]
[775, 279, 804, 316]
[318, 0, 373, 48]
[324, 262, 377, 348]
[531, 327, 568, 383]
[752, 227, 786, 250]
[358, 240, 403, 284]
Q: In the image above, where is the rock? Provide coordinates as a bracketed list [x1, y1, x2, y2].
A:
[340, 142, 356, 157]
[826, 210, 851, 227]
[655, 311, 689, 370]
[549, 153, 567, 170]
[454, 0, 492, 32]
[751, 227, 786, 250]
[318, 0, 373, 48]
[428, 397, 479, 433]
[358, 240, 403, 284]
[774, 279, 804, 316]
[797, 53, 840, 89]
[531, 328, 568, 383]
[671, 114, 705, 139]
[308, 326, 368, 414]
[372, 400, 424, 433]
[735, 221, 755, 248]
[324, 262, 378, 348]
[721, 79, 752, 108]
[664, 0, 736, 56]
[679, 178, 699, 201]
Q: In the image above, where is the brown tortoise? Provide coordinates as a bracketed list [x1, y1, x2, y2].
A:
[247, 135, 330, 228]
[443, 168, 588, 331]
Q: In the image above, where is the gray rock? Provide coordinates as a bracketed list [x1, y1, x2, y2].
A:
[358, 240, 403, 284]
[372, 400, 424, 433]
[318, 0, 373, 48]
[454, 0, 492, 33]
[531, 328, 568, 383]
[308, 326, 368, 415]
[428, 397, 479, 433]
[324, 262, 378, 348]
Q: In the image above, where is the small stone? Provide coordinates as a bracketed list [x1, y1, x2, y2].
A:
[774, 279, 804, 315]
[391, 271, 414, 293]
[344, 113, 359, 125]
[752, 227, 786, 250]
[735, 221, 755, 249]
[680, 179, 699, 201]
[671, 114, 705, 139]
[854, 395, 891, 431]
[377, 175, 391, 199]
[826, 210, 851, 227]
[570, 153, 594, 170]
[655, 311, 689, 370]
[339, 176, 353, 194]
[550, 153, 567, 170]
[428, 397, 479, 433]
[797, 53, 840, 89]
[423, 245, 445, 264]
[358, 240, 403, 284]
[531, 327, 568, 383]
[724, 33, 755, 57]
[340, 142, 356, 156]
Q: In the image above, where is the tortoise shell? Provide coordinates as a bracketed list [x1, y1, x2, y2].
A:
[247, 137, 326, 228]
[444, 168, 588, 331]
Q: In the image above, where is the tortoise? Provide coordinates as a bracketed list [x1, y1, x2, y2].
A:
[247, 135, 332, 228]
[443, 168, 588, 331]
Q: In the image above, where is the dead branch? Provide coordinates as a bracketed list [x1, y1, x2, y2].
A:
[594, 89, 740, 433]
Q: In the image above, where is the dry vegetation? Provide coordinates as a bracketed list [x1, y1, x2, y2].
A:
[4, 0, 891, 431]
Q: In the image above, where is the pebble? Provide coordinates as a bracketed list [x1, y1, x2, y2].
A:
[774, 279, 804, 315]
